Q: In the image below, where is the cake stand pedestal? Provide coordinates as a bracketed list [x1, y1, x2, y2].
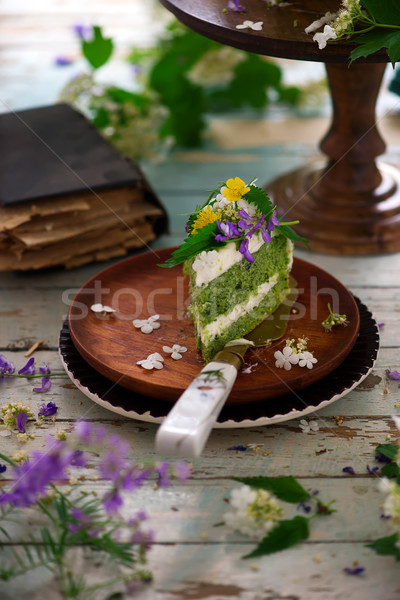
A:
[159, 0, 400, 254]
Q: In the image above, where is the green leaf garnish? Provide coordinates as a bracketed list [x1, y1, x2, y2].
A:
[360, 0, 400, 27]
[244, 186, 273, 215]
[367, 533, 400, 560]
[376, 443, 398, 461]
[243, 516, 309, 559]
[82, 26, 114, 70]
[158, 222, 222, 268]
[233, 476, 311, 503]
[349, 31, 400, 66]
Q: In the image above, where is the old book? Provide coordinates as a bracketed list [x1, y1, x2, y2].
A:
[0, 103, 167, 270]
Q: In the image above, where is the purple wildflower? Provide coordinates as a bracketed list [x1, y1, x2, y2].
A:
[227, 0, 245, 11]
[33, 377, 52, 393]
[102, 490, 124, 514]
[247, 214, 265, 239]
[297, 500, 312, 514]
[268, 210, 280, 232]
[227, 445, 247, 451]
[72, 24, 92, 40]
[366, 465, 379, 474]
[215, 220, 240, 242]
[156, 462, 171, 488]
[54, 56, 73, 66]
[74, 421, 92, 444]
[0, 464, 7, 474]
[16, 412, 28, 433]
[375, 453, 392, 464]
[38, 401, 58, 417]
[261, 222, 271, 243]
[174, 461, 191, 482]
[18, 358, 35, 376]
[343, 566, 365, 575]
[237, 209, 256, 220]
[342, 466, 355, 475]
[39, 363, 51, 375]
[387, 370, 400, 381]
[377, 322, 385, 329]
[0, 355, 15, 377]
[129, 528, 155, 547]
[185, 221, 189, 233]
[0, 442, 83, 507]
[239, 238, 254, 263]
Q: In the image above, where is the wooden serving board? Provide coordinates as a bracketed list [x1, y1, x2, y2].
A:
[68, 248, 360, 404]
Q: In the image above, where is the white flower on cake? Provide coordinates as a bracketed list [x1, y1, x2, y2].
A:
[90, 303, 115, 315]
[223, 484, 284, 540]
[298, 351, 318, 369]
[163, 344, 188, 360]
[133, 314, 161, 334]
[274, 346, 299, 370]
[236, 20, 263, 31]
[137, 353, 164, 370]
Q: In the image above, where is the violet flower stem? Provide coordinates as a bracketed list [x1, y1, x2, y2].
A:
[4, 373, 67, 379]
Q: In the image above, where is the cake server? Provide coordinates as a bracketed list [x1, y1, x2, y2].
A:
[155, 284, 298, 458]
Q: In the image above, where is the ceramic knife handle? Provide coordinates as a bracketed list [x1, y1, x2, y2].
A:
[155, 360, 238, 457]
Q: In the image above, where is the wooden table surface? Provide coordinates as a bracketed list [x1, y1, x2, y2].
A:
[1, 144, 400, 598]
[1, 2, 400, 598]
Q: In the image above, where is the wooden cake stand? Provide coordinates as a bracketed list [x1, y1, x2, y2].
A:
[159, 0, 400, 255]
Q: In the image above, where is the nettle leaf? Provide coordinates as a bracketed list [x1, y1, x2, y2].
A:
[243, 516, 309, 559]
[367, 533, 400, 560]
[245, 186, 273, 215]
[159, 222, 222, 268]
[234, 476, 311, 503]
[376, 443, 398, 461]
[279, 224, 309, 247]
[82, 26, 113, 70]
[381, 462, 400, 479]
[350, 31, 400, 65]
[361, 0, 400, 26]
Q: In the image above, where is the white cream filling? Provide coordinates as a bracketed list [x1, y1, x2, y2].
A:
[192, 230, 271, 287]
[196, 274, 279, 343]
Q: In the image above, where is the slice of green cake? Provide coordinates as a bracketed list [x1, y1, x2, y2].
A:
[161, 176, 304, 363]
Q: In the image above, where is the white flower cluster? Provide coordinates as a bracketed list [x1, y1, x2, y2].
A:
[223, 485, 284, 540]
[274, 339, 318, 371]
[379, 478, 400, 548]
[133, 314, 161, 334]
[137, 345, 188, 370]
[1, 402, 33, 429]
[236, 20, 263, 31]
[299, 419, 319, 434]
[90, 303, 115, 316]
[305, 1, 363, 50]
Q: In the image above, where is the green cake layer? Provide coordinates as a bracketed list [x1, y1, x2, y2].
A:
[185, 231, 293, 363]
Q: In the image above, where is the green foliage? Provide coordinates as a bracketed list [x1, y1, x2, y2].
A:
[243, 516, 310, 559]
[350, 31, 400, 66]
[361, 0, 400, 26]
[244, 186, 273, 216]
[159, 222, 223, 267]
[82, 26, 114, 70]
[367, 533, 400, 560]
[381, 462, 400, 480]
[234, 475, 311, 503]
[376, 443, 398, 461]
[279, 224, 309, 246]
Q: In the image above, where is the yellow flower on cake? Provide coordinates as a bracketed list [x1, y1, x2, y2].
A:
[191, 206, 221, 234]
[223, 177, 250, 202]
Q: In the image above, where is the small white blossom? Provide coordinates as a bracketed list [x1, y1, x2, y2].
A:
[305, 11, 337, 34]
[379, 477, 400, 547]
[163, 344, 188, 360]
[223, 485, 284, 540]
[90, 303, 115, 315]
[274, 346, 299, 370]
[299, 419, 319, 433]
[392, 415, 400, 432]
[133, 314, 161, 334]
[137, 353, 164, 370]
[313, 25, 337, 50]
[236, 20, 263, 31]
[298, 351, 318, 370]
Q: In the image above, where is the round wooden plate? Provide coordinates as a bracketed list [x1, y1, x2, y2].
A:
[68, 249, 360, 405]
[60, 296, 379, 427]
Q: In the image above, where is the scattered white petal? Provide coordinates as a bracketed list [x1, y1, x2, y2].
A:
[299, 419, 319, 433]
[171, 352, 182, 360]
[392, 415, 400, 431]
[133, 315, 161, 334]
[305, 11, 337, 34]
[274, 347, 299, 370]
[90, 303, 115, 315]
[0, 430, 11, 437]
[163, 344, 187, 360]
[236, 20, 263, 31]
[242, 362, 258, 374]
[313, 25, 337, 50]
[298, 351, 318, 370]
[137, 353, 164, 370]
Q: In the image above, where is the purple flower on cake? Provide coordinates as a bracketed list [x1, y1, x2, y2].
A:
[239, 238, 254, 263]
[215, 220, 240, 242]
[261, 222, 271, 243]
[247, 214, 265, 239]
[268, 210, 280, 232]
